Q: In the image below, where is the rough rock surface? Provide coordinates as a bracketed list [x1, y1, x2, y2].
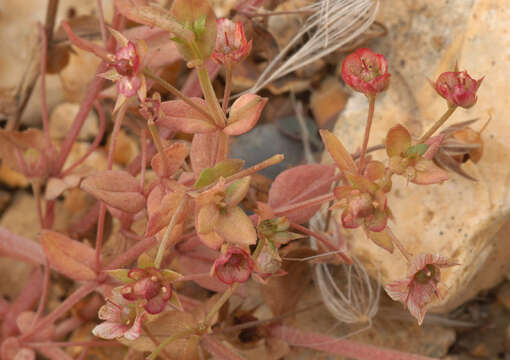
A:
[330, 0, 510, 312]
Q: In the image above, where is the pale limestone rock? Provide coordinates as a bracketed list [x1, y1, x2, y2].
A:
[330, 0, 510, 312]
[50, 102, 99, 140]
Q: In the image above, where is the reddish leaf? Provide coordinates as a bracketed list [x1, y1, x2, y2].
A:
[146, 190, 187, 237]
[81, 170, 145, 213]
[150, 142, 190, 178]
[159, 98, 216, 134]
[319, 130, 357, 173]
[223, 94, 267, 136]
[0, 227, 44, 265]
[268, 164, 336, 223]
[190, 132, 226, 176]
[41, 230, 96, 281]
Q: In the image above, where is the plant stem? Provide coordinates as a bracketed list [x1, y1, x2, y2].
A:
[197, 63, 227, 128]
[274, 192, 335, 217]
[143, 68, 216, 124]
[31, 180, 44, 228]
[38, 23, 53, 151]
[418, 105, 457, 143]
[154, 196, 187, 268]
[142, 325, 173, 360]
[94, 103, 127, 271]
[222, 64, 233, 114]
[147, 328, 197, 360]
[60, 101, 106, 177]
[290, 222, 351, 263]
[271, 325, 437, 360]
[205, 283, 240, 327]
[358, 95, 376, 174]
[147, 119, 169, 176]
[20, 281, 97, 341]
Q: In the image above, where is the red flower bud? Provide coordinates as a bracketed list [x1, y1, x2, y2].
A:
[341, 48, 390, 97]
[434, 70, 483, 108]
[212, 18, 252, 66]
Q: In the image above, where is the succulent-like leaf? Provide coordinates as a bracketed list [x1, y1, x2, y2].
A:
[159, 98, 216, 134]
[41, 231, 96, 281]
[150, 142, 190, 178]
[319, 130, 356, 173]
[81, 170, 145, 213]
[146, 191, 187, 237]
[224, 94, 267, 136]
[215, 207, 257, 246]
[386, 124, 411, 157]
[224, 176, 251, 207]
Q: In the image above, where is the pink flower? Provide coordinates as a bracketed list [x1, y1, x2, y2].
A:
[384, 254, 456, 325]
[341, 48, 390, 97]
[120, 267, 178, 315]
[212, 18, 252, 66]
[211, 246, 255, 285]
[98, 28, 147, 112]
[92, 289, 146, 340]
[434, 70, 483, 108]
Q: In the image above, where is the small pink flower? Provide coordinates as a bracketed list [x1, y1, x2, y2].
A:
[92, 289, 146, 340]
[341, 48, 390, 97]
[211, 246, 255, 285]
[384, 254, 457, 325]
[98, 28, 147, 112]
[120, 267, 175, 315]
[212, 18, 252, 66]
[434, 70, 483, 108]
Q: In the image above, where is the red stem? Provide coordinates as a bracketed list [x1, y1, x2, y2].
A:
[28, 340, 122, 348]
[95, 104, 127, 271]
[140, 129, 147, 190]
[358, 95, 375, 174]
[60, 101, 106, 177]
[33, 257, 51, 326]
[105, 236, 158, 270]
[20, 281, 97, 342]
[54, 12, 121, 174]
[274, 193, 335, 217]
[96, 0, 107, 45]
[38, 23, 53, 150]
[271, 325, 438, 360]
[290, 222, 351, 263]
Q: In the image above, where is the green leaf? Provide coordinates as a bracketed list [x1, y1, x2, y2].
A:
[193, 15, 207, 39]
[171, 0, 217, 61]
[194, 159, 245, 189]
[405, 143, 429, 158]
